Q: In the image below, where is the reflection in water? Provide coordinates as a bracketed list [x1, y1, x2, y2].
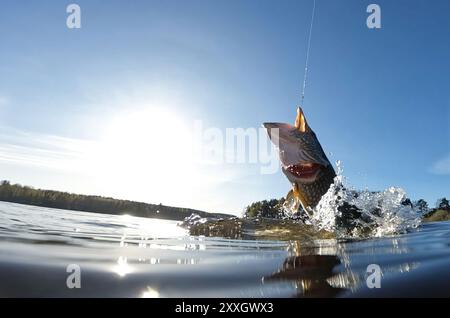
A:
[141, 286, 160, 298]
[114, 222, 424, 297]
[1, 202, 447, 297]
[112, 256, 134, 277]
[265, 254, 343, 297]
[265, 238, 422, 297]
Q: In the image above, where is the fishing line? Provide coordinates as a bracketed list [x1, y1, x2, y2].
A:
[301, 0, 316, 106]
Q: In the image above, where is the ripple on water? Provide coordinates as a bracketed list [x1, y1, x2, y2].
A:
[0, 201, 449, 297]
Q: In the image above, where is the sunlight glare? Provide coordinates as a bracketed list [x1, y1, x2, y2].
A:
[92, 107, 198, 201]
[112, 256, 133, 277]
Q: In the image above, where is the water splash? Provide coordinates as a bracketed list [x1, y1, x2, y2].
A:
[183, 161, 422, 239]
[181, 214, 232, 230]
[310, 161, 421, 238]
[182, 213, 209, 227]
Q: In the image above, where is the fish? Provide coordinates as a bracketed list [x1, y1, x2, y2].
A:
[263, 107, 336, 214]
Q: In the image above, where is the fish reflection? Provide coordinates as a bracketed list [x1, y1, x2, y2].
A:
[266, 238, 422, 297]
[265, 254, 343, 297]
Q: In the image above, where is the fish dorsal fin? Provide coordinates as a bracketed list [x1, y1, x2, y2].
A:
[295, 107, 309, 133]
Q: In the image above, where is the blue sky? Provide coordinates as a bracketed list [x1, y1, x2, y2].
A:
[0, 0, 449, 215]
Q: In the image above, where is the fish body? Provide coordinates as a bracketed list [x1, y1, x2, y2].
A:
[264, 107, 336, 213]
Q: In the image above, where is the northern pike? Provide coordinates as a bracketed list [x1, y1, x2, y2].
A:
[187, 107, 362, 238]
[263, 107, 336, 214]
[188, 107, 409, 237]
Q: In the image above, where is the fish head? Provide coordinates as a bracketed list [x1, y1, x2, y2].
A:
[263, 107, 333, 186]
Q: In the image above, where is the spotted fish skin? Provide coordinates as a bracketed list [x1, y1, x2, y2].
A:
[294, 164, 336, 210]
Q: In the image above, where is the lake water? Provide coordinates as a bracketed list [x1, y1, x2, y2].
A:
[0, 201, 449, 297]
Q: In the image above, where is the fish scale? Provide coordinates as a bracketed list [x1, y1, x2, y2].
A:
[297, 164, 336, 210]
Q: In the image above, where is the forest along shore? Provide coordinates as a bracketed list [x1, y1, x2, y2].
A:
[0, 180, 232, 221]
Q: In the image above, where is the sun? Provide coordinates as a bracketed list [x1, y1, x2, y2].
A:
[91, 107, 197, 202]
[103, 107, 192, 166]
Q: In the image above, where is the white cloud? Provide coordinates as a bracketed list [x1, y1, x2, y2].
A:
[430, 155, 450, 175]
[0, 127, 95, 171]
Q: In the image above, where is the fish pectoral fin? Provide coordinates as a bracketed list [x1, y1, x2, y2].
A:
[284, 186, 300, 213]
[285, 189, 296, 203]
[291, 183, 311, 215]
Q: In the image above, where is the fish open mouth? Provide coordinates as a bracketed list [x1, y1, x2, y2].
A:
[284, 162, 323, 181]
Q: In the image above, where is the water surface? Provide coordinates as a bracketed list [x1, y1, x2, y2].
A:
[0, 201, 449, 297]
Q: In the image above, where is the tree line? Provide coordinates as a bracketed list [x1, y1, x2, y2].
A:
[244, 196, 450, 220]
[0, 180, 230, 221]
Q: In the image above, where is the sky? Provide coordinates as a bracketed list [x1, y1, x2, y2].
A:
[0, 0, 449, 215]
